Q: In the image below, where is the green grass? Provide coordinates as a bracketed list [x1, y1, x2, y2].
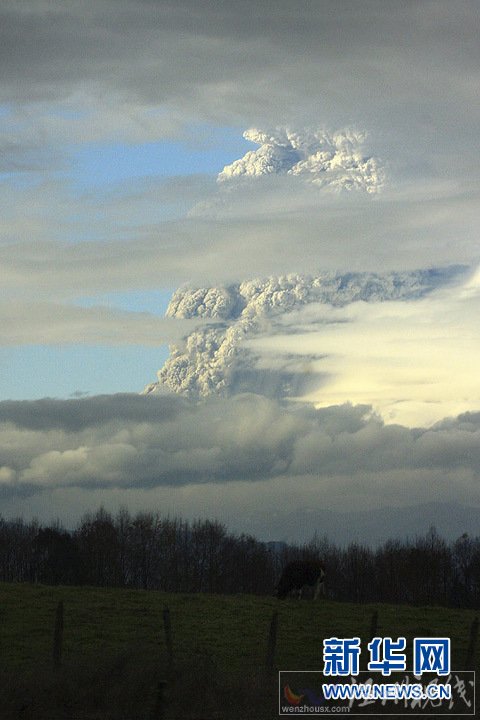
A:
[0, 582, 477, 719]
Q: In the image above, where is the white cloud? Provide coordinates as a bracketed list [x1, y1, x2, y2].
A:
[2, 182, 478, 298]
[0, 301, 201, 346]
[250, 270, 480, 426]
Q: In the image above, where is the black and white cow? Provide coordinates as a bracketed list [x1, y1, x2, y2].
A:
[277, 560, 326, 600]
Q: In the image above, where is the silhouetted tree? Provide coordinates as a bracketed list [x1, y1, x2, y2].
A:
[76, 508, 121, 586]
[1, 508, 480, 609]
[32, 527, 81, 585]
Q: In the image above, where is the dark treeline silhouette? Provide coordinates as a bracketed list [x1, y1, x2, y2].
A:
[1, 509, 479, 608]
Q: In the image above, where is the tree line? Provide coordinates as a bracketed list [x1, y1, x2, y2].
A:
[0, 508, 479, 608]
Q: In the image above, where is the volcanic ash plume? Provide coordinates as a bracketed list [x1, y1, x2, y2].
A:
[217, 128, 385, 193]
[144, 271, 449, 400]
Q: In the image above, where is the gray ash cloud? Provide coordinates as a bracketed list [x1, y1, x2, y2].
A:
[218, 128, 385, 194]
[145, 268, 461, 399]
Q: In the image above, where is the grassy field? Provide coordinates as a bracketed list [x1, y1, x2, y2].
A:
[0, 582, 477, 719]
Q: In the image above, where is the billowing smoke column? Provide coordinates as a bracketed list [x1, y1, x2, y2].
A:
[144, 271, 450, 399]
[144, 131, 449, 399]
[217, 127, 385, 193]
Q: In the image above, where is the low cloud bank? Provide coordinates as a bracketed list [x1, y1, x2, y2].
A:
[1, 393, 479, 503]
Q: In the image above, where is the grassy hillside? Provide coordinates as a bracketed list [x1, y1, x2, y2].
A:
[0, 582, 477, 718]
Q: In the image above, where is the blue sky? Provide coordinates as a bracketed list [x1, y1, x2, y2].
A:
[0, 124, 252, 399]
[0, 344, 169, 400]
[70, 128, 252, 191]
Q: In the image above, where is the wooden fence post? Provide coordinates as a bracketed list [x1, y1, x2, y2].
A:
[266, 611, 278, 672]
[163, 606, 174, 673]
[465, 616, 478, 670]
[53, 600, 64, 670]
[152, 679, 167, 720]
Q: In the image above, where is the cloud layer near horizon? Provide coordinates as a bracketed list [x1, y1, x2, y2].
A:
[0, 392, 479, 539]
[0, 393, 479, 493]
